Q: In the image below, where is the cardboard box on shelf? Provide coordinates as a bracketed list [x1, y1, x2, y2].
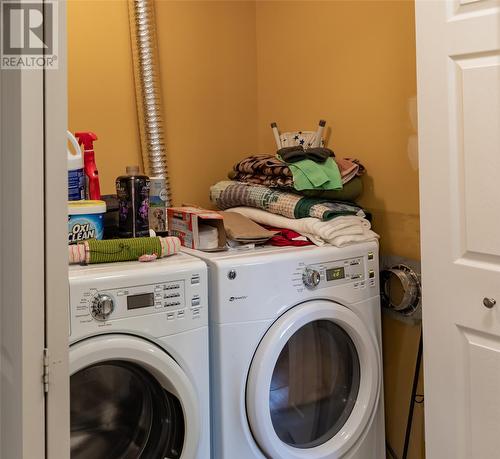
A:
[167, 207, 226, 250]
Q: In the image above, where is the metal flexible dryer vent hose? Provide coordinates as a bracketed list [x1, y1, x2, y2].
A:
[128, 0, 172, 206]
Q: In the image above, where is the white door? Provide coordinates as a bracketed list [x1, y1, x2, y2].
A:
[246, 301, 381, 459]
[416, 1, 500, 458]
[70, 334, 200, 459]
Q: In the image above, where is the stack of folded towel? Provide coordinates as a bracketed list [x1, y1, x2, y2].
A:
[209, 181, 378, 248]
[224, 207, 378, 248]
[212, 120, 378, 248]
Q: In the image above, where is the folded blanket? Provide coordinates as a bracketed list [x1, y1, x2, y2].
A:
[227, 172, 363, 202]
[231, 155, 364, 187]
[233, 154, 292, 177]
[299, 177, 363, 201]
[210, 181, 365, 221]
[225, 207, 379, 248]
[228, 170, 293, 188]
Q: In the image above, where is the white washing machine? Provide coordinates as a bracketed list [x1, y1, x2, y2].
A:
[68, 253, 210, 459]
[185, 241, 384, 459]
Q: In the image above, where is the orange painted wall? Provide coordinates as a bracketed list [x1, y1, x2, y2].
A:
[68, 0, 258, 206]
[68, 0, 141, 195]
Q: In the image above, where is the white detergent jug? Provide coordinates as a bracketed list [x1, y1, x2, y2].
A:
[67, 130, 85, 201]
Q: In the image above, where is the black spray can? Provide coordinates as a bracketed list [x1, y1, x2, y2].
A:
[116, 166, 151, 238]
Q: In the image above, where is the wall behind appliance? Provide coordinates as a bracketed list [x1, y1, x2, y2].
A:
[68, 0, 258, 206]
[68, 0, 140, 195]
[255, 1, 423, 457]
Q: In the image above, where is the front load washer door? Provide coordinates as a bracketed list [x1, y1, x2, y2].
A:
[246, 300, 380, 459]
[70, 334, 200, 459]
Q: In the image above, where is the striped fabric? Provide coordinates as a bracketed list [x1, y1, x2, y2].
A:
[230, 155, 365, 188]
[68, 236, 181, 264]
[233, 154, 292, 177]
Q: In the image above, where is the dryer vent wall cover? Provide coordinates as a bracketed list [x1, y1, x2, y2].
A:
[380, 264, 421, 318]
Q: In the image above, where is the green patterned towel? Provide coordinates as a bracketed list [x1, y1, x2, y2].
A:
[210, 181, 364, 221]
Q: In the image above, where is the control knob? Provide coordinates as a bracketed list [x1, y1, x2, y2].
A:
[303, 268, 321, 289]
[91, 294, 114, 321]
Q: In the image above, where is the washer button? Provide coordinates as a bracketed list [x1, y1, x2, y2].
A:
[191, 296, 200, 307]
[191, 275, 200, 285]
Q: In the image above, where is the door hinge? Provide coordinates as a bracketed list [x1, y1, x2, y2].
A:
[43, 348, 49, 393]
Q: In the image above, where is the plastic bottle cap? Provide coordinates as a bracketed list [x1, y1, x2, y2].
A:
[68, 200, 106, 215]
[126, 165, 140, 175]
[67, 131, 83, 171]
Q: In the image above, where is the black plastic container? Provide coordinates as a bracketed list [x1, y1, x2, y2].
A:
[115, 166, 151, 238]
[101, 194, 120, 239]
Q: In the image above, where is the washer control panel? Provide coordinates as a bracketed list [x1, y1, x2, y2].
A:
[75, 277, 204, 324]
[69, 256, 208, 340]
[301, 253, 376, 290]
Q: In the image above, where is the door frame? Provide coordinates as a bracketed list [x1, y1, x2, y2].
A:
[44, 0, 70, 457]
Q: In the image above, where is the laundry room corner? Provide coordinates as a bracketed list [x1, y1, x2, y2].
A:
[254, 1, 423, 458]
[67, 0, 422, 457]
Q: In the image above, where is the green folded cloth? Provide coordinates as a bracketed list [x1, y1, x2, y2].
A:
[286, 157, 343, 191]
[299, 177, 362, 201]
[293, 198, 364, 220]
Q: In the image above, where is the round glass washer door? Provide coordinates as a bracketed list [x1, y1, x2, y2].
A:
[70, 334, 200, 459]
[246, 300, 380, 459]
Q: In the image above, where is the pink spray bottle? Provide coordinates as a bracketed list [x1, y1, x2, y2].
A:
[75, 132, 101, 200]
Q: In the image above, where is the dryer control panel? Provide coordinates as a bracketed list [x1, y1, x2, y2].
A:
[301, 252, 377, 290]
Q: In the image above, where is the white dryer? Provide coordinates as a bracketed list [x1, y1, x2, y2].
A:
[185, 241, 384, 459]
[69, 253, 210, 459]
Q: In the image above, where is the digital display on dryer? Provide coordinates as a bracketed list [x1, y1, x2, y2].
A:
[127, 293, 154, 310]
[326, 267, 345, 281]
